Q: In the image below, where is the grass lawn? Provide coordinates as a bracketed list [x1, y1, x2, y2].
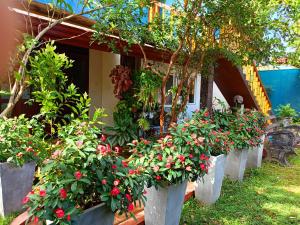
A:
[181, 150, 300, 225]
[0, 213, 17, 225]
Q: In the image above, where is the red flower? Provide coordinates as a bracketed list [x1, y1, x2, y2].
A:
[59, 189, 67, 200]
[113, 179, 120, 186]
[101, 179, 107, 185]
[67, 215, 71, 222]
[97, 145, 107, 155]
[200, 154, 206, 160]
[122, 161, 128, 168]
[129, 169, 135, 175]
[55, 208, 65, 218]
[182, 127, 187, 132]
[166, 142, 173, 147]
[115, 146, 122, 153]
[200, 163, 206, 170]
[204, 111, 209, 117]
[39, 190, 46, 197]
[74, 171, 82, 180]
[127, 203, 134, 212]
[112, 164, 117, 169]
[157, 154, 163, 161]
[22, 196, 29, 204]
[155, 175, 161, 181]
[166, 163, 171, 169]
[101, 134, 106, 142]
[177, 155, 185, 163]
[33, 217, 39, 223]
[189, 154, 193, 159]
[111, 187, 121, 196]
[125, 193, 132, 201]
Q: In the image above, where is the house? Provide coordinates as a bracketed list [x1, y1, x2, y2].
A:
[0, 1, 271, 124]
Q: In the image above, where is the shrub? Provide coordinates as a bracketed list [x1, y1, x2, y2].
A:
[23, 111, 146, 224]
[276, 104, 298, 119]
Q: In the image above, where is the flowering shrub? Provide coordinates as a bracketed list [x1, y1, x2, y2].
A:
[24, 112, 146, 224]
[130, 118, 211, 187]
[0, 115, 46, 166]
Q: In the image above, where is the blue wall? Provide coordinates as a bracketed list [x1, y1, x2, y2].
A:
[259, 69, 300, 112]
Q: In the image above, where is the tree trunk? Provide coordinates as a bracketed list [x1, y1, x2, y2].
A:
[200, 64, 214, 113]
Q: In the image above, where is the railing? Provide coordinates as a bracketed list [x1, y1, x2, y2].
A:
[149, 1, 272, 115]
[243, 64, 272, 115]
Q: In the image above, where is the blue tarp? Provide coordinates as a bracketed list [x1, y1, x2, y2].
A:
[259, 69, 300, 112]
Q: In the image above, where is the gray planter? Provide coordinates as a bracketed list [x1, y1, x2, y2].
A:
[246, 135, 265, 169]
[0, 162, 35, 216]
[224, 149, 248, 181]
[144, 180, 188, 225]
[195, 154, 226, 205]
[47, 203, 114, 225]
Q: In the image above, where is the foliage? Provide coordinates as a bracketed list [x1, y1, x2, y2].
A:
[27, 43, 90, 132]
[109, 65, 133, 99]
[133, 69, 162, 112]
[0, 115, 47, 167]
[105, 101, 138, 147]
[181, 149, 300, 225]
[24, 111, 146, 225]
[0, 213, 18, 225]
[130, 118, 212, 187]
[276, 104, 298, 119]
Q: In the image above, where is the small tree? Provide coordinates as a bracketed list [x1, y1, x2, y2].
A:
[92, 0, 299, 134]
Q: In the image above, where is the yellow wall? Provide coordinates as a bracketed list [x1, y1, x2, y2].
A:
[89, 49, 120, 125]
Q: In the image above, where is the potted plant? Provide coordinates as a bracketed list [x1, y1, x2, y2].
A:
[130, 119, 210, 225]
[0, 115, 45, 216]
[276, 104, 297, 127]
[192, 110, 233, 204]
[23, 112, 146, 225]
[246, 110, 267, 169]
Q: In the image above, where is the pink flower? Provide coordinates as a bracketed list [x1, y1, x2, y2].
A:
[115, 146, 122, 153]
[25, 147, 34, 152]
[22, 196, 29, 204]
[166, 142, 173, 147]
[76, 140, 83, 148]
[132, 140, 138, 145]
[59, 189, 67, 200]
[113, 179, 120, 186]
[127, 203, 134, 212]
[67, 215, 71, 221]
[185, 166, 192, 171]
[143, 189, 147, 195]
[191, 133, 197, 139]
[33, 217, 39, 223]
[102, 179, 107, 185]
[182, 127, 187, 132]
[97, 145, 107, 155]
[74, 171, 82, 180]
[125, 193, 132, 201]
[153, 165, 160, 172]
[55, 208, 65, 218]
[111, 187, 121, 196]
[101, 134, 106, 142]
[166, 163, 171, 169]
[39, 190, 46, 197]
[189, 154, 193, 159]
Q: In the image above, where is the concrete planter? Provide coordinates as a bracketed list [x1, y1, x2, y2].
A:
[195, 154, 226, 205]
[224, 149, 248, 181]
[144, 180, 188, 225]
[47, 203, 114, 225]
[0, 162, 36, 216]
[247, 135, 265, 169]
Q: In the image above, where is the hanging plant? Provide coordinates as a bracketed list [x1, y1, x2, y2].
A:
[109, 65, 133, 99]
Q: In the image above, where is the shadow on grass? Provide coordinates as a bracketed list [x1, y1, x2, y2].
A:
[180, 153, 300, 225]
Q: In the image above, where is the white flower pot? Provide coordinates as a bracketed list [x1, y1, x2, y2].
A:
[0, 162, 35, 216]
[195, 154, 226, 204]
[144, 180, 188, 225]
[225, 149, 248, 181]
[247, 135, 265, 169]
